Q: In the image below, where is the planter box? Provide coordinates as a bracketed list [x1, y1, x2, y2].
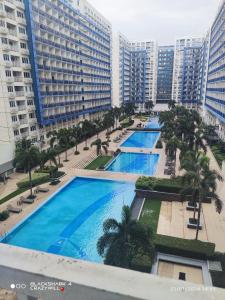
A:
[135, 189, 212, 203]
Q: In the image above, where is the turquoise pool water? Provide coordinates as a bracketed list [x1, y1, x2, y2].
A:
[106, 152, 159, 175]
[2, 177, 135, 263]
[145, 118, 162, 129]
[121, 131, 160, 148]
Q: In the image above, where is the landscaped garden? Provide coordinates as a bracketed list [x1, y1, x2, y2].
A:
[85, 156, 112, 170]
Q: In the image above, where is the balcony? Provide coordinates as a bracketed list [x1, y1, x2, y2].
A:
[8, 92, 15, 99]
[20, 132, 29, 138]
[26, 92, 34, 98]
[6, 77, 14, 83]
[19, 119, 28, 125]
[4, 61, 12, 68]
[6, 12, 15, 20]
[8, 29, 17, 37]
[15, 91, 25, 97]
[2, 44, 10, 52]
[23, 77, 32, 83]
[12, 121, 20, 128]
[13, 77, 23, 83]
[10, 107, 18, 114]
[12, 61, 21, 68]
[0, 10, 6, 18]
[0, 26, 8, 34]
[17, 105, 27, 112]
[27, 105, 35, 112]
[20, 48, 29, 55]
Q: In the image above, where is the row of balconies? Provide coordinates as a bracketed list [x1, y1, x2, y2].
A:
[8, 91, 34, 98]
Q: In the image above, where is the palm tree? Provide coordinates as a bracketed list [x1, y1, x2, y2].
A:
[91, 139, 109, 156]
[57, 128, 72, 161]
[80, 120, 93, 150]
[93, 119, 102, 139]
[145, 100, 154, 115]
[168, 100, 176, 110]
[181, 151, 223, 240]
[14, 139, 40, 198]
[72, 125, 82, 155]
[165, 136, 180, 161]
[113, 107, 121, 128]
[97, 206, 154, 269]
[46, 130, 62, 166]
[39, 150, 49, 170]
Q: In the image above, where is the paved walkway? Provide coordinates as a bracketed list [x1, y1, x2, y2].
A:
[157, 145, 225, 252]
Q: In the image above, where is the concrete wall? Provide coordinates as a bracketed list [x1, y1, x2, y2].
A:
[0, 244, 224, 300]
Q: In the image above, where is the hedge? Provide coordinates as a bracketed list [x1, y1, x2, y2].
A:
[136, 177, 182, 194]
[210, 252, 225, 288]
[155, 234, 215, 259]
[17, 173, 50, 189]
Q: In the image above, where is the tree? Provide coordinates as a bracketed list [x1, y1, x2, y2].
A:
[181, 151, 223, 240]
[39, 150, 49, 170]
[80, 120, 94, 149]
[168, 100, 176, 110]
[91, 139, 109, 156]
[72, 125, 82, 155]
[165, 136, 180, 161]
[93, 119, 102, 139]
[14, 139, 40, 198]
[103, 111, 115, 134]
[46, 130, 61, 165]
[113, 107, 122, 128]
[145, 100, 154, 115]
[97, 206, 155, 269]
[122, 102, 136, 116]
[57, 128, 73, 161]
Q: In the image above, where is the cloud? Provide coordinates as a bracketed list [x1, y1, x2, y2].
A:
[88, 0, 221, 44]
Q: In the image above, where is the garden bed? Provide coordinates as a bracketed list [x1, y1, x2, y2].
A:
[85, 156, 113, 170]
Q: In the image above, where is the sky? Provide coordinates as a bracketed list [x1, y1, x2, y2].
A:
[88, 0, 221, 44]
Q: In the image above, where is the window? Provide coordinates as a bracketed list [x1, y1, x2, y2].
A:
[20, 42, 27, 49]
[14, 130, 19, 136]
[18, 27, 26, 34]
[24, 72, 31, 78]
[11, 116, 17, 122]
[9, 101, 16, 107]
[8, 86, 13, 92]
[27, 100, 34, 106]
[1, 37, 7, 44]
[3, 54, 10, 61]
[22, 57, 29, 64]
[179, 272, 186, 281]
[5, 70, 12, 77]
[30, 126, 36, 131]
[17, 11, 24, 18]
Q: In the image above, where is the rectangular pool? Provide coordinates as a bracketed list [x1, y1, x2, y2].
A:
[106, 152, 159, 176]
[121, 131, 160, 149]
[1, 177, 135, 263]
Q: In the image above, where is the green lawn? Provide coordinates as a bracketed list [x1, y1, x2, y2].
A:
[85, 156, 112, 170]
[139, 199, 161, 234]
[0, 187, 28, 205]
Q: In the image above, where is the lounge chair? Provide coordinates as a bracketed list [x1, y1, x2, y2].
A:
[36, 186, 49, 193]
[50, 178, 61, 185]
[22, 197, 34, 204]
[7, 205, 22, 214]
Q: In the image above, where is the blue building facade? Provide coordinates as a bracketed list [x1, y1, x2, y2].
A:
[130, 49, 147, 105]
[205, 1, 225, 140]
[24, 0, 112, 126]
[156, 46, 174, 104]
[181, 46, 201, 106]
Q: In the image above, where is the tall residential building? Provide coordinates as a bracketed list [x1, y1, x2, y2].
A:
[156, 45, 174, 104]
[112, 36, 158, 111]
[172, 38, 203, 105]
[181, 46, 201, 107]
[0, 0, 112, 178]
[198, 31, 210, 108]
[0, 0, 39, 176]
[112, 32, 131, 107]
[131, 41, 158, 111]
[205, 1, 225, 141]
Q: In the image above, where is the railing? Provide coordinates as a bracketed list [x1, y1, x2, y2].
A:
[15, 91, 25, 97]
[13, 77, 23, 82]
[19, 119, 28, 125]
[17, 105, 26, 111]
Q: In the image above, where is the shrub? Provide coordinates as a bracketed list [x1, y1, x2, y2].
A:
[83, 146, 89, 151]
[136, 176, 182, 194]
[17, 173, 50, 189]
[0, 210, 10, 221]
[35, 166, 58, 174]
[121, 118, 134, 128]
[74, 151, 80, 155]
[51, 171, 65, 178]
[155, 235, 215, 259]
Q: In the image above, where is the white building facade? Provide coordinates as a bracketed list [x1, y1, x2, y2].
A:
[0, 0, 112, 178]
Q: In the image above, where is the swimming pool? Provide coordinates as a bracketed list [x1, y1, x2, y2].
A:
[106, 152, 159, 175]
[121, 131, 160, 148]
[1, 177, 135, 263]
[145, 118, 162, 129]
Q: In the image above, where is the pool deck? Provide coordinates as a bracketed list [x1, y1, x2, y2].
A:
[1, 118, 225, 254]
